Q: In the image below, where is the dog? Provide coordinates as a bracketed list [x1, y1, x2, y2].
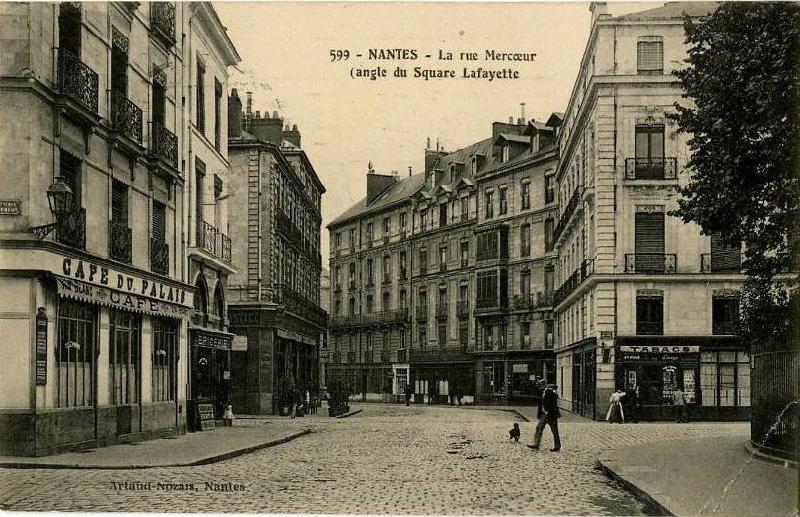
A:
[509, 423, 521, 442]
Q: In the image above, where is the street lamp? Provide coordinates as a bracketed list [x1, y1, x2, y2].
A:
[32, 177, 74, 240]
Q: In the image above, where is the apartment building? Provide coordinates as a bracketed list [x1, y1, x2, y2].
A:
[0, 2, 195, 455]
[552, 2, 750, 421]
[227, 93, 326, 415]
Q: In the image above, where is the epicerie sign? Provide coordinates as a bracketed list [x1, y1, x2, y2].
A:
[619, 346, 700, 354]
[61, 257, 192, 308]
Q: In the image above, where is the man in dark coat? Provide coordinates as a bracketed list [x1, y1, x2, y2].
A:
[404, 382, 413, 406]
[528, 383, 562, 452]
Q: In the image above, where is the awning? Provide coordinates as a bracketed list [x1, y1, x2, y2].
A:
[55, 275, 191, 319]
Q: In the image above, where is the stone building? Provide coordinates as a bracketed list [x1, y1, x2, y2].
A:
[0, 2, 229, 454]
[227, 93, 326, 415]
[552, 2, 751, 421]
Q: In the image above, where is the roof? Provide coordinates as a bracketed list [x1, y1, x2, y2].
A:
[615, 2, 717, 21]
[496, 133, 531, 145]
[328, 173, 426, 228]
[478, 143, 558, 178]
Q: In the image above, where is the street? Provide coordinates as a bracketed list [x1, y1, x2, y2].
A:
[0, 404, 747, 514]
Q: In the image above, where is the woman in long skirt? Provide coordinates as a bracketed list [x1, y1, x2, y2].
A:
[606, 389, 626, 423]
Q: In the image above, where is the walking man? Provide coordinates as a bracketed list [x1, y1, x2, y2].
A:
[404, 382, 413, 406]
[528, 382, 562, 452]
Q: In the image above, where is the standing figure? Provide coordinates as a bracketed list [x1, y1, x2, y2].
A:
[528, 382, 562, 452]
[428, 383, 436, 405]
[624, 384, 639, 423]
[404, 382, 413, 406]
[673, 387, 688, 423]
[222, 403, 234, 427]
[606, 389, 627, 423]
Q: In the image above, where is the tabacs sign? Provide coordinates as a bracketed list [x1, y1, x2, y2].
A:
[619, 346, 700, 354]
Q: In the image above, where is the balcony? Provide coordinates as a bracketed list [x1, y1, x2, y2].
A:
[624, 254, 677, 274]
[439, 263, 447, 273]
[149, 121, 178, 172]
[553, 258, 594, 306]
[408, 349, 471, 363]
[110, 90, 143, 145]
[56, 208, 86, 250]
[150, 238, 169, 275]
[457, 301, 470, 318]
[264, 284, 327, 328]
[552, 186, 583, 246]
[109, 220, 132, 264]
[416, 306, 428, 321]
[625, 157, 678, 180]
[380, 350, 391, 363]
[713, 321, 737, 335]
[196, 221, 232, 264]
[474, 297, 507, 315]
[328, 308, 410, 329]
[636, 321, 663, 336]
[57, 48, 99, 115]
[701, 253, 742, 273]
[150, 2, 176, 48]
[435, 302, 448, 319]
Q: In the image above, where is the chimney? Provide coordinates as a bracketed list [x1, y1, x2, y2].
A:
[255, 110, 260, 119]
[248, 109, 284, 145]
[246, 91, 253, 117]
[228, 88, 242, 138]
[508, 116, 514, 124]
[425, 148, 447, 174]
[520, 103, 526, 124]
[426, 137, 431, 150]
[589, 2, 609, 27]
[408, 166, 412, 177]
[283, 123, 301, 148]
[366, 169, 398, 205]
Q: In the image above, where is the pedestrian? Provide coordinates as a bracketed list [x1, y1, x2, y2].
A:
[624, 384, 639, 423]
[606, 389, 626, 423]
[428, 384, 436, 405]
[673, 387, 688, 423]
[222, 403, 234, 427]
[528, 382, 561, 452]
[404, 382, 413, 406]
[509, 422, 521, 443]
[305, 389, 311, 414]
[288, 385, 297, 419]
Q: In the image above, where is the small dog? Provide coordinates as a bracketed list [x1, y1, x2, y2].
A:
[509, 423, 521, 442]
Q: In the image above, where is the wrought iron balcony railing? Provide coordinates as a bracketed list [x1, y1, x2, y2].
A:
[109, 220, 132, 264]
[263, 283, 326, 327]
[397, 349, 407, 362]
[196, 220, 233, 264]
[712, 321, 738, 335]
[553, 258, 594, 306]
[57, 48, 99, 113]
[625, 157, 678, 180]
[56, 208, 86, 250]
[329, 309, 410, 328]
[701, 253, 742, 273]
[111, 90, 143, 144]
[636, 321, 663, 335]
[150, 121, 178, 170]
[150, 2, 176, 47]
[624, 253, 677, 274]
[150, 238, 169, 275]
[552, 186, 583, 245]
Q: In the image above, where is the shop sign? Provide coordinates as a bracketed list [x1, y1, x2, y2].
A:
[231, 335, 248, 351]
[512, 363, 528, 373]
[0, 200, 21, 215]
[620, 345, 700, 354]
[55, 276, 190, 318]
[191, 331, 233, 350]
[35, 308, 48, 385]
[277, 328, 316, 346]
[599, 331, 614, 340]
[59, 257, 193, 309]
[197, 403, 216, 431]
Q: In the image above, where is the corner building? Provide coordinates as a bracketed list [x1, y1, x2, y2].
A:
[553, 2, 750, 421]
[0, 2, 199, 455]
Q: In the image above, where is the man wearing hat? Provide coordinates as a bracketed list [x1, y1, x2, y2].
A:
[528, 380, 562, 452]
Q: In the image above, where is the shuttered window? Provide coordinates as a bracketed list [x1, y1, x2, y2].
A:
[635, 212, 665, 272]
[637, 40, 663, 74]
[196, 59, 205, 133]
[60, 150, 81, 207]
[152, 201, 166, 244]
[111, 180, 128, 225]
[152, 82, 165, 126]
[711, 233, 741, 272]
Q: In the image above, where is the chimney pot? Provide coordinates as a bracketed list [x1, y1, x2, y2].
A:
[426, 137, 431, 149]
[520, 102, 526, 124]
[292, 124, 298, 131]
[509, 116, 514, 124]
[272, 111, 279, 119]
[255, 110, 260, 118]
[408, 166, 412, 177]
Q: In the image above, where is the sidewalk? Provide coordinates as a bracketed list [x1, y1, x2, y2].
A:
[0, 418, 312, 469]
[599, 433, 798, 516]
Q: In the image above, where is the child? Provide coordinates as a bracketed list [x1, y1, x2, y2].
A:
[223, 404, 234, 427]
[509, 423, 521, 442]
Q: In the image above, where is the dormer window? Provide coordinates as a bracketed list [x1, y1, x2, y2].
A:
[502, 145, 510, 163]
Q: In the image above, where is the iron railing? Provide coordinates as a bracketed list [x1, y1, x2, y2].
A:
[150, 2, 176, 46]
[262, 284, 326, 327]
[329, 309, 409, 328]
[109, 220, 132, 263]
[636, 321, 663, 335]
[56, 208, 86, 250]
[701, 253, 742, 273]
[111, 90, 143, 144]
[625, 157, 678, 180]
[150, 121, 178, 169]
[554, 259, 594, 306]
[150, 238, 169, 275]
[552, 186, 583, 245]
[57, 48, 99, 113]
[196, 220, 232, 264]
[712, 321, 737, 335]
[751, 340, 799, 461]
[624, 253, 677, 274]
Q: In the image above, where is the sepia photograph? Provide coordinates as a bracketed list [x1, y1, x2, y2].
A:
[0, 0, 797, 515]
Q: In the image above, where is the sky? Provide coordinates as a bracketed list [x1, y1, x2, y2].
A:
[214, 1, 657, 267]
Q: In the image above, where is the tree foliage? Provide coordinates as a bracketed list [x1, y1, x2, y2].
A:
[671, 2, 800, 342]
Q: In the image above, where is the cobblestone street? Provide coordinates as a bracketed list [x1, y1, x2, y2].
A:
[0, 405, 747, 514]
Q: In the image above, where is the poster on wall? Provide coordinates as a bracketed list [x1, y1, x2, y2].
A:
[35, 308, 47, 385]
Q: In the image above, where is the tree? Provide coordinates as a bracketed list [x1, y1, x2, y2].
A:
[671, 2, 800, 342]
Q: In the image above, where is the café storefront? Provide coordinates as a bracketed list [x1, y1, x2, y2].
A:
[614, 336, 750, 421]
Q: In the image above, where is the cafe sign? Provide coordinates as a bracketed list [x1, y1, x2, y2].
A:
[56, 276, 191, 318]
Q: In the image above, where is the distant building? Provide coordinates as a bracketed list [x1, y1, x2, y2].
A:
[227, 93, 326, 415]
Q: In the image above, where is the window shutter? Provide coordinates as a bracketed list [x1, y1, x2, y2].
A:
[711, 233, 741, 272]
[637, 41, 663, 73]
[152, 201, 166, 243]
[111, 181, 127, 225]
[635, 213, 665, 254]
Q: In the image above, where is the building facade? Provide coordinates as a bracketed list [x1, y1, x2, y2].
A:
[0, 2, 199, 455]
[227, 93, 326, 415]
[552, 2, 751, 421]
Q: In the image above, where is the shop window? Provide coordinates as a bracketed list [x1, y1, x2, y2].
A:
[56, 299, 97, 407]
[152, 317, 177, 402]
[110, 309, 141, 405]
[636, 295, 663, 335]
[700, 351, 750, 407]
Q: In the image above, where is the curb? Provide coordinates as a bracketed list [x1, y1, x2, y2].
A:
[334, 409, 363, 419]
[743, 441, 799, 469]
[0, 429, 313, 470]
[596, 458, 674, 516]
[509, 409, 531, 422]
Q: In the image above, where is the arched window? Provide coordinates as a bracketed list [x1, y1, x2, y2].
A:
[213, 284, 225, 329]
[193, 275, 208, 326]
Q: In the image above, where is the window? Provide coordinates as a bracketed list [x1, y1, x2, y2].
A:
[520, 224, 530, 257]
[520, 322, 531, 348]
[382, 291, 390, 311]
[544, 176, 555, 204]
[712, 296, 739, 335]
[335, 232, 341, 249]
[418, 327, 427, 349]
[636, 294, 663, 335]
[111, 29, 128, 97]
[348, 296, 356, 315]
[485, 190, 494, 218]
[196, 59, 205, 133]
[439, 203, 447, 227]
[520, 270, 531, 298]
[399, 289, 407, 309]
[110, 309, 141, 405]
[366, 223, 373, 244]
[634, 211, 666, 271]
[499, 187, 508, 215]
[56, 299, 96, 407]
[383, 217, 390, 235]
[151, 200, 167, 273]
[637, 39, 663, 75]
[214, 78, 222, 150]
[153, 200, 166, 245]
[544, 265, 554, 296]
[399, 212, 407, 232]
[439, 246, 447, 271]
[545, 320, 554, 348]
[460, 240, 469, 266]
[399, 251, 407, 278]
[334, 299, 341, 316]
[58, 3, 82, 56]
[419, 249, 428, 274]
[459, 322, 469, 351]
[420, 209, 428, 231]
[476, 231, 499, 261]
[520, 181, 530, 210]
[152, 317, 177, 402]
[195, 160, 205, 244]
[460, 197, 469, 220]
[700, 351, 750, 407]
[544, 218, 554, 252]
[349, 228, 356, 249]
[502, 145, 510, 162]
[366, 294, 373, 313]
[418, 289, 427, 309]
[634, 125, 666, 178]
[110, 180, 130, 262]
[383, 254, 391, 282]
[348, 262, 356, 287]
[476, 270, 498, 308]
[438, 323, 447, 348]
[366, 258, 374, 285]
[710, 233, 742, 272]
